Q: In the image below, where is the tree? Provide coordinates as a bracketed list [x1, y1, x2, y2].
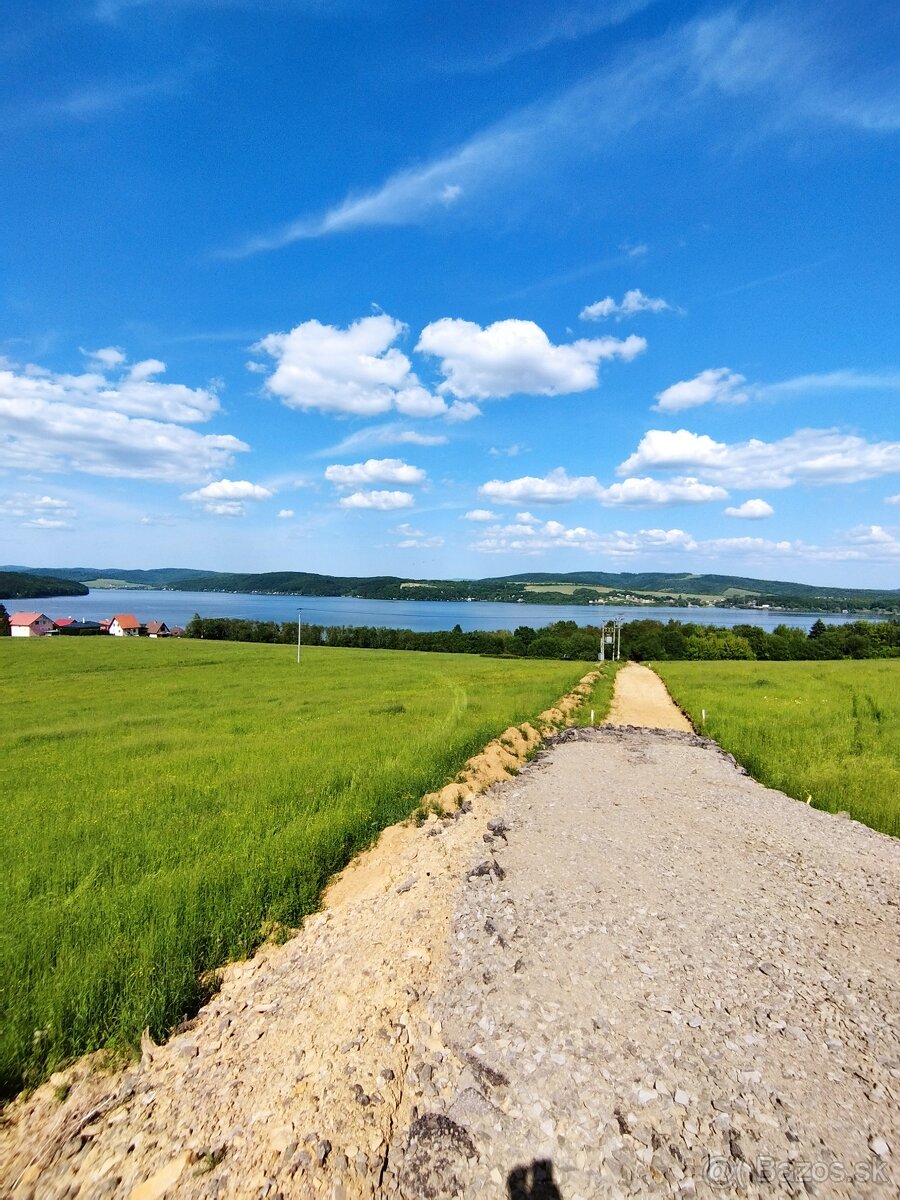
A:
[0, 604, 8, 637]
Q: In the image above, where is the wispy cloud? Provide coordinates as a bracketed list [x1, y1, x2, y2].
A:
[223, 11, 900, 257]
[447, 0, 661, 72]
[6, 72, 190, 128]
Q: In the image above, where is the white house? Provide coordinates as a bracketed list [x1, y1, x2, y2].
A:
[9, 612, 56, 638]
[109, 613, 142, 637]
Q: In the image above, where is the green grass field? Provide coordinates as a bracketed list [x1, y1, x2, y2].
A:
[0, 638, 595, 1097]
[656, 660, 900, 839]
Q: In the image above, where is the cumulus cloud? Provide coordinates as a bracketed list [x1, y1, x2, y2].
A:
[324, 458, 426, 488]
[445, 400, 482, 422]
[471, 514, 700, 557]
[580, 289, 673, 321]
[724, 498, 774, 519]
[394, 522, 445, 549]
[886, 494, 900, 506]
[481, 468, 604, 505]
[338, 490, 414, 510]
[480, 468, 727, 507]
[277, 509, 295, 519]
[253, 315, 447, 419]
[0, 492, 76, 530]
[464, 509, 499, 521]
[417, 318, 645, 400]
[0, 356, 246, 483]
[182, 478, 274, 517]
[619, 427, 900, 489]
[654, 368, 749, 413]
[844, 524, 900, 557]
[82, 345, 126, 367]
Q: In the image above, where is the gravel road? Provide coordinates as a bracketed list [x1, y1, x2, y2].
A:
[385, 726, 898, 1199]
[3, 671, 897, 1199]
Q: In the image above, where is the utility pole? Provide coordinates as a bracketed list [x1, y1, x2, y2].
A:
[297, 608, 302, 664]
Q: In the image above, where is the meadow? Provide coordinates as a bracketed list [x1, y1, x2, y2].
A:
[656, 660, 900, 838]
[0, 638, 600, 1097]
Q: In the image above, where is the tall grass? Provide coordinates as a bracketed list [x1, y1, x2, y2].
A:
[656, 660, 900, 838]
[0, 638, 592, 1096]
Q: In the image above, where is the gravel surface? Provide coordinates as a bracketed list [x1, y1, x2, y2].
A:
[3, 673, 897, 1200]
[383, 727, 899, 1199]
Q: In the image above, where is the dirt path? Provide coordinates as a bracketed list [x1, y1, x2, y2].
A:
[3, 669, 898, 1199]
[605, 661, 692, 731]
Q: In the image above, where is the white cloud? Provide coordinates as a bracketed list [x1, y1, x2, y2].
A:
[471, 515, 700, 557]
[464, 509, 499, 522]
[654, 366, 900, 413]
[253, 315, 446, 418]
[886, 494, 900, 506]
[445, 400, 482, 422]
[0, 492, 76, 530]
[0, 357, 245, 484]
[580, 289, 672, 321]
[762, 369, 900, 396]
[82, 345, 126, 367]
[599, 476, 728, 506]
[223, 10, 899, 258]
[620, 427, 900, 489]
[844, 525, 900, 557]
[277, 509, 295, 519]
[417, 317, 645, 400]
[481, 468, 604, 505]
[182, 478, 274, 517]
[338, 490, 415, 511]
[480, 468, 727, 507]
[654, 367, 748, 413]
[489, 443, 527, 457]
[324, 458, 426, 488]
[315, 422, 449, 457]
[396, 522, 445, 549]
[724, 498, 775, 519]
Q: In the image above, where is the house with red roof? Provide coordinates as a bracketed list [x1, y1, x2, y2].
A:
[9, 612, 56, 638]
[109, 613, 142, 637]
[145, 620, 171, 638]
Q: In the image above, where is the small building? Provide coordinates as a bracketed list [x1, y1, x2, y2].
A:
[56, 619, 103, 636]
[109, 613, 142, 637]
[9, 612, 56, 638]
[145, 620, 170, 639]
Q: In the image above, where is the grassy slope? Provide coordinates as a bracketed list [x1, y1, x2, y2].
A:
[0, 638, 595, 1095]
[657, 661, 900, 839]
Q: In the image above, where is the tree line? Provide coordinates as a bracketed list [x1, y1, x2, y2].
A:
[183, 614, 900, 661]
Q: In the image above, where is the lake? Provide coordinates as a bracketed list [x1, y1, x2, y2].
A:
[13, 588, 883, 634]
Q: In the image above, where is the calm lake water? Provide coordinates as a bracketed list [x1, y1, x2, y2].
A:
[14, 588, 883, 634]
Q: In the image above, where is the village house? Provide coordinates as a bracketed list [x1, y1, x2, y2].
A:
[108, 613, 142, 637]
[9, 612, 56, 638]
[144, 620, 170, 638]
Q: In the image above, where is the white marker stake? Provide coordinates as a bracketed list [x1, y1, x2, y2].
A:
[701, 707, 706, 724]
[590, 709, 595, 726]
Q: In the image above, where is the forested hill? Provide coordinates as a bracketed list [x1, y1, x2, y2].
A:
[0, 566, 215, 587]
[166, 569, 898, 612]
[485, 571, 899, 601]
[5, 566, 898, 612]
[0, 572, 89, 600]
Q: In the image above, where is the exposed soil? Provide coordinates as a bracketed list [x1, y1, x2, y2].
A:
[3, 667, 897, 1200]
[605, 661, 692, 731]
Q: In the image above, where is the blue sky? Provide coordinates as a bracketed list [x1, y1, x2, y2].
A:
[2, 0, 899, 585]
